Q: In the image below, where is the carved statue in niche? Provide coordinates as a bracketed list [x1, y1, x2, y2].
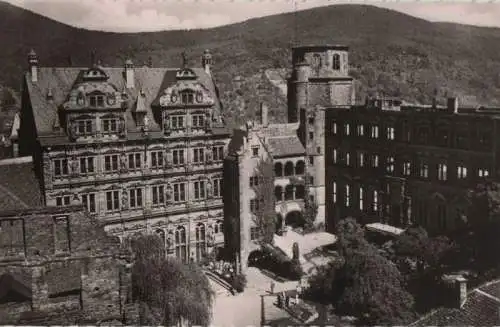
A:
[119, 118, 126, 135]
[164, 149, 172, 167]
[165, 184, 173, 202]
[164, 114, 171, 131]
[205, 112, 212, 129]
[207, 225, 214, 245]
[70, 120, 77, 138]
[205, 146, 213, 163]
[121, 190, 128, 209]
[120, 153, 127, 170]
[70, 155, 78, 174]
[166, 232, 174, 250]
[206, 180, 213, 198]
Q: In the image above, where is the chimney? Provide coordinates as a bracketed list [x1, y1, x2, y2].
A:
[456, 276, 467, 308]
[442, 274, 467, 308]
[202, 49, 212, 75]
[125, 59, 135, 89]
[447, 97, 459, 114]
[260, 102, 269, 127]
[28, 49, 38, 83]
[147, 56, 153, 68]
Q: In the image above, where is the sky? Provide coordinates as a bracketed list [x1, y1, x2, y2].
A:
[5, 0, 500, 32]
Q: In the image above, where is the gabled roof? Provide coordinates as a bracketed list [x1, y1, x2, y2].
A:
[409, 279, 500, 326]
[0, 157, 42, 212]
[267, 136, 305, 157]
[0, 272, 32, 302]
[24, 66, 225, 143]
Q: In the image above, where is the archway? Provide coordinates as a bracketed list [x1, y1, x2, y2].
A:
[285, 210, 304, 228]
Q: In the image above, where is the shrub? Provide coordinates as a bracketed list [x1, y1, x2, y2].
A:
[231, 273, 247, 293]
[288, 259, 304, 280]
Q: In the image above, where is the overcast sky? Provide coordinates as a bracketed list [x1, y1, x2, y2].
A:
[5, 0, 500, 32]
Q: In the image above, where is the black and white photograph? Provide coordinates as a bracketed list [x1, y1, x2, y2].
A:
[0, 0, 499, 326]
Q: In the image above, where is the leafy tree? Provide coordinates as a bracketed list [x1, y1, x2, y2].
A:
[303, 184, 319, 231]
[252, 157, 276, 244]
[336, 217, 370, 255]
[130, 234, 215, 326]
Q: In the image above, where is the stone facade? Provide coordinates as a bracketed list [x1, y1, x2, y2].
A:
[224, 105, 307, 272]
[325, 97, 500, 234]
[19, 50, 230, 263]
[0, 205, 136, 325]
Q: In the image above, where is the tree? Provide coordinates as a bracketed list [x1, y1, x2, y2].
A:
[336, 217, 370, 256]
[252, 157, 276, 244]
[130, 234, 215, 326]
[303, 182, 319, 231]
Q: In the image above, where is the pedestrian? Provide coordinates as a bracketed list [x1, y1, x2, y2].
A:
[285, 294, 290, 307]
[270, 281, 275, 294]
[277, 293, 282, 308]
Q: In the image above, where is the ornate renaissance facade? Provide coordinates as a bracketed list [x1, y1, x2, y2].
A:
[19, 50, 230, 263]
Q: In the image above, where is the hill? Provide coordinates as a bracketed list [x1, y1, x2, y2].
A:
[2, 1, 500, 127]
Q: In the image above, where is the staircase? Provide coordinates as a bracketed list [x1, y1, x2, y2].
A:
[204, 270, 233, 296]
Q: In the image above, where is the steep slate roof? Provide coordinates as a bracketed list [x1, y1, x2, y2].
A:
[261, 123, 305, 158]
[24, 66, 226, 143]
[0, 273, 32, 302]
[0, 157, 42, 212]
[409, 279, 500, 326]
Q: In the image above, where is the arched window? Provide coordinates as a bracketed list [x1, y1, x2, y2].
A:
[284, 161, 294, 177]
[295, 161, 305, 175]
[275, 162, 283, 177]
[195, 223, 206, 262]
[180, 90, 195, 104]
[155, 229, 166, 249]
[295, 185, 305, 199]
[175, 226, 187, 263]
[332, 54, 340, 70]
[285, 185, 294, 201]
[275, 186, 283, 202]
[214, 220, 224, 234]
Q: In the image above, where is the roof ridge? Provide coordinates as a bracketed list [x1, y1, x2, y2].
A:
[475, 289, 500, 304]
[0, 184, 30, 209]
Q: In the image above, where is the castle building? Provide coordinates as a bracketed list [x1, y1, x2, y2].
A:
[224, 104, 307, 272]
[19, 49, 230, 263]
[325, 96, 500, 234]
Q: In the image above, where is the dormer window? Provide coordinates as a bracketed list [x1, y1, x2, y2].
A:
[76, 119, 93, 135]
[181, 90, 195, 104]
[332, 54, 341, 70]
[89, 94, 105, 107]
[102, 118, 119, 134]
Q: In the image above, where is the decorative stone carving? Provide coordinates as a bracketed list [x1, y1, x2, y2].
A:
[120, 153, 127, 171]
[205, 147, 213, 163]
[207, 225, 214, 246]
[165, 184, 173, 203]
[164, 149, 173, 168]
[166, 232, 174, 251]
[119, 118, 126, 137]
[70, 155, 78, 175]
[206, 180, 213, 199]
[205, 112, 212, 131]
[163, 114, 171, 133]
[121, 190, 128, 209]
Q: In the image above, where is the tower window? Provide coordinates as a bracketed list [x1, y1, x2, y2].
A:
[332, 54, 341, 70]
[309, 132, 314, 140]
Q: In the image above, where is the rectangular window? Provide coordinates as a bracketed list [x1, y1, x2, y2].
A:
[152, 185, 165, 206]
[373, 154, 379, 168]
[344, 123, 350, 136]
[81, 193, 96, 213]
[151, 151, 164, 169]
[419, 162, 429, 178]
[309, 156, 314, 165]
[309, 132, 314, 141]
[171, 115, 185, 129]
[173, 149, 185, 166]
[332, 181, 337, 203]
[403, 161, 411, 176]
[250, 227, 259, 241]
[53, 159, 68, 177]
[386, 156, 395, 173]
[457, 165, 468, 179]
[358, 152, 364, 167]
[90, 95, 105, 107]
[192, 114, 205, 128]
[371, 125, 379, 139]
[357, 124, 364, 136]
[128, 153, 142, 170]
[55, 195, 71, 207]
[104, 155, 119, 172]
[386, 126, 395, 140]
[250, 199, 260, 213]
[212, 146, 224, 162]
[249, 176, 259, 187]
[53, 216, 70, 253]
[79, 157, 95, 174]
[213, 178, 223, 198]
[479, 168, 490, 178]
[102, 118, 119, 133]
[373, 190, 379, 211]
[77, 119, 93, 135]
[173, 183, 187, 202]
[333, 149, 338, 164]
[345, 185, 350, 207]
[194, 181, 206, 200]
[346, 152, 351, 166]
[193, 148, 205, 164]
[106, 190, 120, 212]
[359, 187, 364, 210]
[332, 122, 337, 135]
[438, 163, 448, 181]
[129, 188, 143, 208]
[252, 146, 259, 157]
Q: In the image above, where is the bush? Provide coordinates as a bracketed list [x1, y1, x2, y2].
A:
[231, 273, 247, 293]
[287, 259, 304, 280]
